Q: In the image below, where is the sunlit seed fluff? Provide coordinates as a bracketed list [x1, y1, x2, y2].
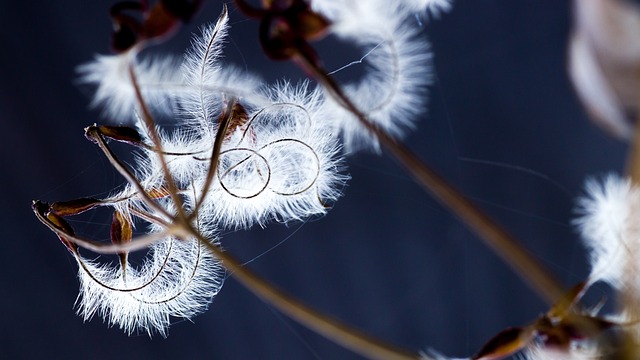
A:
[74, 222, 223, 337]
[521, 344, 601, 360]
[418, 349, 459, 360]
[102, 153, 170, 225]
[313, 0, 452, 24]
[404, 0, 454, 18]
[314, 0, 433, 151]
[573, 175, 640, 288]
[137, 124, 212, 188]
[199, 81, 347, 230]
[179, 8, 262, 136]
[77, 51, 181, 122]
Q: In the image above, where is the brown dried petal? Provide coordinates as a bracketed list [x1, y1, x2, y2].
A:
[46, 210, 78, 253]
[161, 0, 202, 22]
[32, 201, 77, 252]
[109, 1, 144, 52]
[50, 197, 101, 216]
[254, 0, 329, 61]
[473, 327, 534, 360]
[97, 125, 143, 145]
[111, 210, 133, 267]
[222, 101, 249, 140]
[290, 8, 330, 41]
[146, 186, 171, 199]
[111, 210, 133, 246]
[260, 15, 298, 60]
[143, 2, 180, 41]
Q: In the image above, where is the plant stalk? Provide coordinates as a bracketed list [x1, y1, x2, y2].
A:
[184, 226, 418, 360]
[294, 52, 566, 305]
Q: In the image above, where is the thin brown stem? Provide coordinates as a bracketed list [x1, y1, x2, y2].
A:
[184, 226, 418, 360]
[190, 98, 234, 218]
[294, 51, 566, 305]
[33, 204, 174, 254]
[128, 63, 187, 221]
[132, 81, 410, 356]
[171, 93, 414, 358]
[86, 126, 170, 219]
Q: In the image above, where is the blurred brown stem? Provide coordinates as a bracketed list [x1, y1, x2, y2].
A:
[186, 227, 418, 360]
[293, 50, 566, 305]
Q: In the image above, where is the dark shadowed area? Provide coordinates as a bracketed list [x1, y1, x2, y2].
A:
[0, 1, 627, 359]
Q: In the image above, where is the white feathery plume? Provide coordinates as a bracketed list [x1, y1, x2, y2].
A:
[404, 0, 454, 19]
[179, 7, 262, 136]
[75, 237, 223, 337]
[77, 51, 181, 122]
[574, 175, 640, 288]
[180, 6, 229, 132]
[63, 1, 368, 339]
[521, 344, 601, 360]
[74, 211, 224, 337]
[418, 349, 461, 360]
[200, 81, 347, 229]
[138, 125, 211, 188]
[574, 174, 640, 343]
[314, 0, 433, 151]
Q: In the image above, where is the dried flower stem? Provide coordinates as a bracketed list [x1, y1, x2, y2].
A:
[128, 63, 188, 221]
[186, 225, 419, 360]
[190, 97, 234, 216]
[123, 55, 419, 358]
[85, 126, 171, 218]
[293, 51, 566, 305]
[32, 205, 174, 253]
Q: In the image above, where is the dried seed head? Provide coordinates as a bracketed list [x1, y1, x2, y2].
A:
[109, 0, 204, 52]
[221, 101, 250, 141]
[97, 125, 143, 146]
[50, 197, 102, 217]
[110, 209, 133, 269]
[473, 327, 533, 360]
[32, 201, 79, 253]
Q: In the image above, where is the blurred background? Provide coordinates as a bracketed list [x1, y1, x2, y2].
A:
[0, 1, 628, 359]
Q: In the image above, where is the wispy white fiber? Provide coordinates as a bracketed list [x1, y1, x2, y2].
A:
[521, 343, 600, 360]
[574, 175, 640, 288]
[314, 0, 434, 151]
[404, 0, 454, 19]
[77, 52, 181, 122]
[419, 349, 462, 360]
[67, 0, 449, 338]
[74, 226, 224, 337]
[200, 81, 347, 229]
[140, 125, 211, 187]
[179, 9, 262, 136]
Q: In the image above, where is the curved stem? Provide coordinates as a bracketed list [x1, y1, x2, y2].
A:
[190, 98, 234, 218]
[293, 51, 566, 305]
[183, 226, 418, 360]
[128, 63, 188, 221]
[85, 126, 170, 219]
[33, 205, 174, 254]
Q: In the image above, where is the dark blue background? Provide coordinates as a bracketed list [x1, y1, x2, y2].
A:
[0, 1, 627, 359]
